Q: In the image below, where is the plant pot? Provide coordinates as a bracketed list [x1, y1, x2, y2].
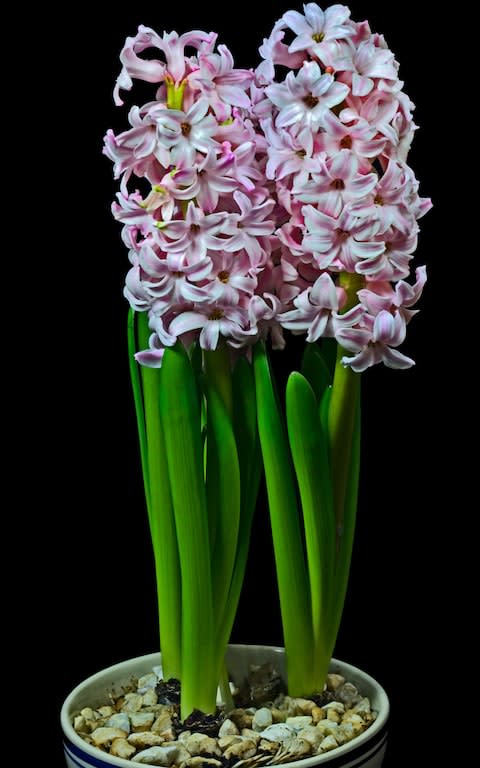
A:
[61, 644, 389, 768]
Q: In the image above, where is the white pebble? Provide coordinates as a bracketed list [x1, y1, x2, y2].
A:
[110, 738, 136, 759]
[137, 672, 158, 692]
[218, 718, 239, 737]
[326, 674, 345, 691]
[122, 693, 144, 712]
[286, 716, 313, 730]
[223, 738, 257, 760]
[142, 689, 158, 707]
[96, 705, 115, 717]
[91, 727, 128, 746]
[130, 711, 155, 731]
[260, 724, 296, 743]
[252, 707, 273, 731]
[353, 697, 371, 717]
[185, 733, 221, 756]
[107, 713, 130, 734]
[131, 745, 179, 765]
[320, 734, 338, 751]
[128, 733, 164, 748]
[73, 715, 86, 733]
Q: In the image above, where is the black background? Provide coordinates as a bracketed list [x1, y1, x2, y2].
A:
[39, 2, 453, 766]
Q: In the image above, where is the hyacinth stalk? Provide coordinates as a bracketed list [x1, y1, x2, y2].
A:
[106, 2, 431, 709]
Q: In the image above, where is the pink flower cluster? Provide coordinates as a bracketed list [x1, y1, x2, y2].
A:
[104, 27, 276, 366]
[104, 5, 431, 371]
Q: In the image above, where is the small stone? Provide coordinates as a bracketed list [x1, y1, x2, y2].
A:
[122, 693, 144, 712]
[316, 720, 339, 737]
[183, 759, 223, 768]
[131, 745, 179, 765]
[80, 708, 96, 720]
[91, 727, 128, 747]
[337, 722, 355, 742]
[353, 697, 371, 717]
[110, 738, 136, 759]
[311, 707, 324, 724]
[228, 709, 253, 730]
[218, 718, 239, 737]
[342, 713, 365, 733]
[97, 706, 116, 718]
[152, 712, 176, 740]
[128, 733, 165, 748]
[259, 738, 279, 754]
[291, 698, 316, 715]
[138, 673, 158, 692]
[152, 665, 164, 679]
[281, 736, 312, 759]
[319, 734, 338, 752]
[73, 715, 86, 733]
[326, 674, 345, 692]
[240, 728, 261, 742]
[107, 713, 131, 734]
[259, 724, 296, 743]
[297, 726, 322, 749]
[130, 711, 155, 731]
[326, 709, 340, 723]
[142, 689, 159, 707]
[271, 708, 287, 723]
[335, 683, 361, 709]
[323, 701, 345, 715]
[184, 733, 221, 756]
[223, 738, 257, 760]
[252, 707, 273, 731]
[218, 735, 242, 750]
[285, 716, 312, 730]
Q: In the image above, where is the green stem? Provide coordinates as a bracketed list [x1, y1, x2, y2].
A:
[328, 273, 363, 553]
[329, 397, 361, 650]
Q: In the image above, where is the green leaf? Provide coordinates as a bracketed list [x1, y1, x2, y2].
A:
[127, 310, 150, 510]
[253, 343, 313, 696]
[203, 377, 240, 645]
[319, 385, 332, 434]
[128, 312, 181, 681]
[286, 372, 335, 690]
[320, 338, 338, 377]
[159, 343, 216, 718]
[301, 343, 332, 402]
[216, 358, 261, 655]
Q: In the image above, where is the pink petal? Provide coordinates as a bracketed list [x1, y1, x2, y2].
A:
[382, 347, 415, 369]
[200, 321, 220, 350]
[169, 311, 206, 336]
[310, 273, 338, 309]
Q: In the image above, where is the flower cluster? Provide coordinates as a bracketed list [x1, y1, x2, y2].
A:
[104, 5, 431, 371]
[253, 2, 431, 370]
[104, 27, 278, 366]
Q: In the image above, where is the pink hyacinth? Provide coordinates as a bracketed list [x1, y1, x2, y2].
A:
[105, 4, 431, 372]
[105, 27, 278, 364]
[252, 2, 431, 371]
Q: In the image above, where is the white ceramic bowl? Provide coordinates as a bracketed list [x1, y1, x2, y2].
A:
[61, 645, 389, 768]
